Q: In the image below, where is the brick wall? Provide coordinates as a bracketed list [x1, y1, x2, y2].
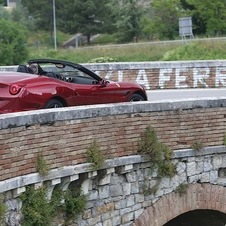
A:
[0, 98, 226, 181]
[1, 60, 226, 89]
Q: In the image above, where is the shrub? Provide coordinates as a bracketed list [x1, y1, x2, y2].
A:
[21, 186, 86, 226]
[162, 41, 226, 61]
[63, 190, 86, 225]
[0, 194, 6, 225]
[175, 183, 188, 197]
[86, 140, 105, 170]
[138, 126, 176, 178]
[192, 140, 204, 151]
[88, 56, 117, 63]
[0, 19, 28, 65]
[21, 186, 55, 226]
[36, 152, 49, 176]
[138, 126, 176, 195]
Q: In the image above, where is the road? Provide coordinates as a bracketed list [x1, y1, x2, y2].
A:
[147, 88, 226, 101]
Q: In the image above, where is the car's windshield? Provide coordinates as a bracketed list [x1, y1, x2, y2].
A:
[37, 62, 99, 84]
[53, 65, 90, 78]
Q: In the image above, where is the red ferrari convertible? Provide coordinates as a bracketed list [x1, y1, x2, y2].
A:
[0, 59, 147, 114]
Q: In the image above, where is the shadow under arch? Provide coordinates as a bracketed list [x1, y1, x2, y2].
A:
[132, 183, 226, 226]
[163, 209, 226, 226]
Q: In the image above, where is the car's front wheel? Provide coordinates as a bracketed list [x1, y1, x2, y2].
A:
[130, 94, 145, 102]
[45, 99, 64, 108]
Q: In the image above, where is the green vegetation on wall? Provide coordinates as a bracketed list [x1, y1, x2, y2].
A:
[138, 126, 176, 178]
[175, 183, 188, 197]
[138, 126, 176, 195]
[192, 140, 204, 151]
[0, 194, 6, 225]
[21, 186, 55, 226]
[36, 151, 49, 176]
[21, 186, 86, 226]
[63, 190, 86, 225]
[86, 140, 105, 171]
[224, 132, 226, 146]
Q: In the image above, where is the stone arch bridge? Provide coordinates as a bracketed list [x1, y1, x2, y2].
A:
[0, 98, 226, 225]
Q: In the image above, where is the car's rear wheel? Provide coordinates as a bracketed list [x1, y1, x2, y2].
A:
[45, 99, 64, 108]
[130, 94, 145, 102]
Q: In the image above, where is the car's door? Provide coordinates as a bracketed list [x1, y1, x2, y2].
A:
[66, 68, 116, 105]
[55, 65, 118, 105]
[71, 82, 117, 105]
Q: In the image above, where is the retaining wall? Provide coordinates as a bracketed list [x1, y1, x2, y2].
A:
[1, 60, 226, 89]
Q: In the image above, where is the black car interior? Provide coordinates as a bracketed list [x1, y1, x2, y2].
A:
[17, 64, 99, 85]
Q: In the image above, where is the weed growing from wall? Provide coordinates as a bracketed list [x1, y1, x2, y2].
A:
[192, 140, 204, 151]
[142, 178, 161, 195]
[0, 194, 6, 225]
[86, 140, 105, 170]
[175, 183, 188, 197]
[224, 132, 226, 146]
[21, 186, 86, 226]
[138, 126, 176, 178]
[63, 190, 86, 225]
[36, 151, 49, 176]
[138, 126, 176, 194]
[21, 186, 55, 226]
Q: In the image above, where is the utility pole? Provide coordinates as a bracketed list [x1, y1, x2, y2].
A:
[53, 0, 57, 50]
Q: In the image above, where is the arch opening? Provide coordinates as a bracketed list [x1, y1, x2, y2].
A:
[164, 209, 226, 226]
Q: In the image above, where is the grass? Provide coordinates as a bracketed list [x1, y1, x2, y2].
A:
[27, 30, 72, 48]
[91, 33, 118, 45]
[27, 42, 180, 63]
[26, 31, 226, 63]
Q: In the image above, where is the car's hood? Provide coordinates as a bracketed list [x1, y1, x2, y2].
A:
[0, 72, 40, 84]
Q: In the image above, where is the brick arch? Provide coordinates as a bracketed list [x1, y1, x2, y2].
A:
[132, 183, 226, 226]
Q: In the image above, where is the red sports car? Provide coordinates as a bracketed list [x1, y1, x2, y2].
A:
[0, 59, 147, 114]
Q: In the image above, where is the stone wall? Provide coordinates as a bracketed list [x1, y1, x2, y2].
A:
[1, 60, 226, 89]
[1, 98, 226, 225]
[72, 147, 226, 226]
[2, 147, 226, 226]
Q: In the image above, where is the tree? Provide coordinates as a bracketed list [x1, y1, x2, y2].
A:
[0, 19, 28, 65]
[21, 0, 53, 31]
[185, 0, 226, 36]
[0, 5, 10, 19]
[110, 0, 144, 43]
[57, 0, 112, 44]
[144, 0, 187, 40]
[180, 0, 206, 35]
[21, 0, 54, 45]
[10, 3, 35, 31]
[21, 0, 113, 45]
